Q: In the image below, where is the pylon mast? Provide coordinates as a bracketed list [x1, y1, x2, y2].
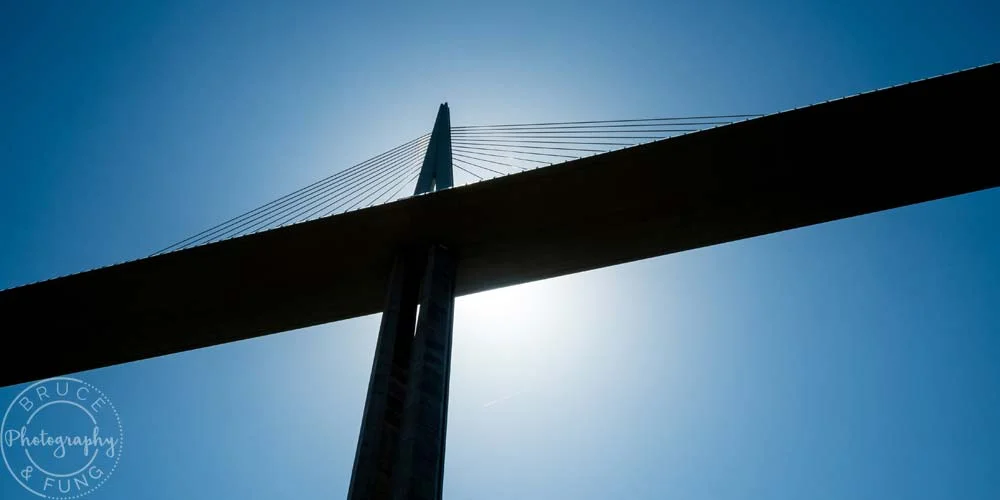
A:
[348, 104, 456, 500]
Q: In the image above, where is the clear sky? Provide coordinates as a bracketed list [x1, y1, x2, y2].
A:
[1, 1, 999, 498]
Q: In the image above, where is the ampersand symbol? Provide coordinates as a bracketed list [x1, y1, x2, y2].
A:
[20, 466, 33, 481]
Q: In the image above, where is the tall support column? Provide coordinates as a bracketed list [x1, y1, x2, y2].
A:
[348, 254, 421, 499]
[349, 103, 456, 500]
[392, 246, 456, 500]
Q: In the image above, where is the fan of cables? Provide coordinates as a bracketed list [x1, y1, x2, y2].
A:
[448, 115, 759, 183]
[153, 134, 431, 255]
[154, 114, 761, 256]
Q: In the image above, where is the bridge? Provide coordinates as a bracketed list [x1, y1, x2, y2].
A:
[1, 61, 998, 499]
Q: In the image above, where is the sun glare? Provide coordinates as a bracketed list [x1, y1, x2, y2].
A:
[449, 274, 620, 410]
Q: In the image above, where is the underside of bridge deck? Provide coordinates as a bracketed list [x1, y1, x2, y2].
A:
[1, 62, 997, 387]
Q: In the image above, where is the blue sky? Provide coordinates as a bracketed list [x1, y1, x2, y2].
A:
[2, 1, 999, 498]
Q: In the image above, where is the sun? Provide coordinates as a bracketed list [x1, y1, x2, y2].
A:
[449, 277, 588, 394]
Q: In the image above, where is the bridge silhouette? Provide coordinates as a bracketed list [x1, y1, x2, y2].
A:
[1, 61, 998, 499]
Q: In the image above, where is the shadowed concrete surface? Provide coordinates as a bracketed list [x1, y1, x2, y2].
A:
[1, 62, 997, 387]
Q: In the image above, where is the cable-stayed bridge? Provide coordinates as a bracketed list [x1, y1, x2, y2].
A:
[1, 62, 998, 500]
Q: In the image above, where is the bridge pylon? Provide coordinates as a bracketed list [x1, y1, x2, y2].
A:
[348, 104, 456, 500]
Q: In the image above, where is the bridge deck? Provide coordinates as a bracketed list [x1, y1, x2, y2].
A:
[2, 63, 998, 386]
